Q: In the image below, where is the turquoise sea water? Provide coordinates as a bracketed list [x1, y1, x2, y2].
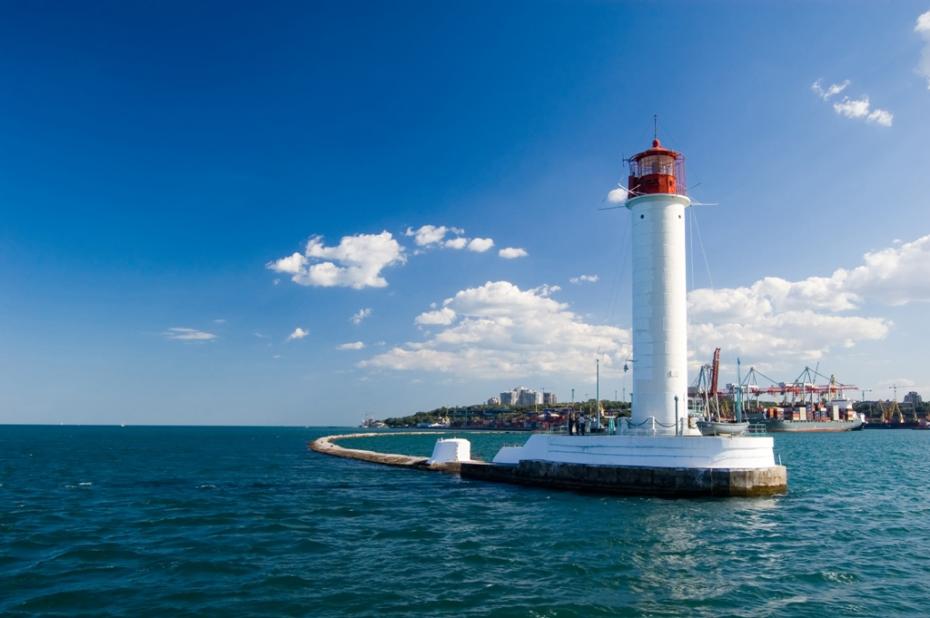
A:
[2, 426, 930, 617]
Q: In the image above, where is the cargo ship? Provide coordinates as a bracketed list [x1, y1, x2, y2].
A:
[753, 400, 864, 433]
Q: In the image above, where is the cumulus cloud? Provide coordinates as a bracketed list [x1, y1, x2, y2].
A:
[688, 235, 930, 367]
[362, 281, 630, 379]
[444, 237, 468, 250]
[832, 96, 893, 127]
[405, 225, 463, 247]
[607, 187, 628, 204]
[917, 10, 930, 89]
[467, 237, 494, 252]
[163, 327, 217, 342]
[812, 79, 892, 127]
[499, 247, 528, 259]
[287, 327, 309, 341]
[268, 232, 406, 289]
[415, 307, 457, 326]
[406, 224, 497, 255]
[361, 236, 929, 380]
[338, 341, 366, 350]
[811, 79, 850, 100]
[570, 274, 599, 285]
[351, 308, 372, 325]
[531, 284, 561, 297]
[842, 235, 930, 304]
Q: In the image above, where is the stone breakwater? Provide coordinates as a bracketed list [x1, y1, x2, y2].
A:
[309, 432, 464, 473]
[310, 432, 787, 497]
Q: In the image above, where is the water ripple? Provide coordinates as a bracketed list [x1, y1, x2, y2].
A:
[2, 426, 930, 616]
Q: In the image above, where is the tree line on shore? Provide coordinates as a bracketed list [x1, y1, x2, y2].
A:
[382, 401, 633, 428]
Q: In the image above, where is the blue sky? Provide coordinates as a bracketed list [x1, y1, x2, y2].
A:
[2, 1, 930, 425]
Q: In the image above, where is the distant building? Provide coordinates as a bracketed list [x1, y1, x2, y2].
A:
[516, 388, 542, 407]
[498, 386, 547, 407]
[904, 391, 923, 406]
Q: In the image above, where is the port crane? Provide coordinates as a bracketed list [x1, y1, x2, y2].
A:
[692, 350, 859, 413]
[692, 347, 723, 418]
[732, 365, 858, 411]
[877, 385, 908, 423]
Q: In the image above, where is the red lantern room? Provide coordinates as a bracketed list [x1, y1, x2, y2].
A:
[627, 138, 686, 197]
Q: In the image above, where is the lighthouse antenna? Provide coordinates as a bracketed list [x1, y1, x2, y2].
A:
[653, 114, 658, 141]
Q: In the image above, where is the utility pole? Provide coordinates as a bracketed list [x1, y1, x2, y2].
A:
[596, 358, 601, 428]
[860, 388, 872, 420]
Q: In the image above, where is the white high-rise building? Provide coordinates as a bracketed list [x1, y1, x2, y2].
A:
[517, 388, 542, 407]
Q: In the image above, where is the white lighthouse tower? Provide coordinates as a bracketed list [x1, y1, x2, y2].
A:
[625, 138, 691, 435]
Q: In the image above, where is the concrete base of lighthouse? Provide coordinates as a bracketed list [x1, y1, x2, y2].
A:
[461, 434, 787, 497]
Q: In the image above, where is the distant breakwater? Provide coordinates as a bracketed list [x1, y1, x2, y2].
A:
[309, 432, 464, 472]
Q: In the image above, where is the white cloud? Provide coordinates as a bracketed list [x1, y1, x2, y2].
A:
[917, 10, 930, 89]
[415, 307, 457, 326]
[163, 327, 217, 342]
[842, 235, 930, 304]
[362, 281, 630, 379]
[607, 187, 628, 204]
[689, 311, 889, 369]
[467, 237, 494, 252]
[270, 252, 306, 274]
[811, 79, 893, 127]
[406, 225, 461, 247]
[832, 96, 893, 127]
[531, 284, 561, 297]
[499, 247, 528, 259]
[570, 274, 599, 285]
[444, 237, 468, 250]
[406, 224, 498, 254]
[688, 235, 930, 367]
[362, 236, 930, 380]
[287, 327, 309, 341]
[811, 78, 850, 100]
[351, 308, 372, 325]
[213, 318, 226, 324]
[338, 341, 366, 350]
[917, 10, 930, 33]
[268, 232, 406, 289]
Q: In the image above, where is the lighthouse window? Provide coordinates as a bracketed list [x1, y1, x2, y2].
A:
[636, 155, 675, 176]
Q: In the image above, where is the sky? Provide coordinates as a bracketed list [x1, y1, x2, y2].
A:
[2, 1, 930, 425]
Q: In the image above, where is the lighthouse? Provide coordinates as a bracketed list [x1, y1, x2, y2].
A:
[469, 129, 787, 497]
[625, 138, 690, 435]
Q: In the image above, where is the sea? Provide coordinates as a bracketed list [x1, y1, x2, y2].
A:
[2, 425, 929, 617]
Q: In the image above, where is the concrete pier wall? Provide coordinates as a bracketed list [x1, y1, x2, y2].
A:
[460, 460, 787, 497]
[309, 433, 463, 473]
[310, 432, 788, 497]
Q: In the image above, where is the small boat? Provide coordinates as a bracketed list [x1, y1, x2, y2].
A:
[697, 420, 749, 436]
